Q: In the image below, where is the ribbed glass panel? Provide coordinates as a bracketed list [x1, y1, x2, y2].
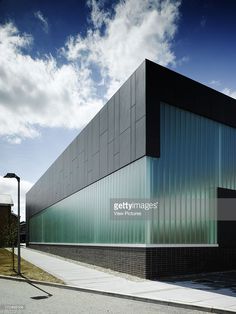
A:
[221, 126, 236, 189]
[29, 157, 150, 244]
[148, 102, 236, 244]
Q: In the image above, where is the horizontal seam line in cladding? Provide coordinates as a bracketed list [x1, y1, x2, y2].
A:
[27, 154, 147, 219]
[29, 242, 219, 248]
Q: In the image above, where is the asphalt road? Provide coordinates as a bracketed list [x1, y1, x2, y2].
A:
[0, 278, 211, 314]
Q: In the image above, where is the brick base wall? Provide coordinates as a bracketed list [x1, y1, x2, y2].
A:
[28, 244, 236, 279]
[146, 247, 236, 279]
[29, 244, 147, 278]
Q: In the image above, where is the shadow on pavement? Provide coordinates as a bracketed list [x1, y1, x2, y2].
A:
[162, 271, 236, 297]
[20, 273, 53, 300]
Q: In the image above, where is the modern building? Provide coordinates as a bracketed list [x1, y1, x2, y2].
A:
[0, 194, 17, 247]
[26, 59, 236, 278]
[20, 221, 26, 243]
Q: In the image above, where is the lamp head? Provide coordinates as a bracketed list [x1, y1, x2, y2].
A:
[4, 173, 16, 178]
[4, 173, 20, 181]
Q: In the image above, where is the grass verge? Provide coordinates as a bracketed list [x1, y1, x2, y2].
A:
[0, 248, 64, 284]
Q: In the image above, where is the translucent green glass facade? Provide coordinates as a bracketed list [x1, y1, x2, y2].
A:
[29, 157, 151, 244]
[148, 102, 236, 244]
[29, 102, 236, 245]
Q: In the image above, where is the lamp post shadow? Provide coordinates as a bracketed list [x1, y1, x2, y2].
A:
[20, 273, 53, 299]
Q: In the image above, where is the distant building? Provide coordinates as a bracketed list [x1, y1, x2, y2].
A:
[27, 60, 236, 278]
[0, 194, 17, 247]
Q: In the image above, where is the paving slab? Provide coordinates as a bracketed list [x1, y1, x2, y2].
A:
[16, 247, 236, 313]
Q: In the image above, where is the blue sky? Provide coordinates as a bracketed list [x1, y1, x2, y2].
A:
[0, 0, 236, 218]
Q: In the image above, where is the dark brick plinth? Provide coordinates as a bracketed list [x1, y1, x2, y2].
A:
[28, 244, 236, 279]
[28, 244, 147, 278]
[146, 247, 236, 279]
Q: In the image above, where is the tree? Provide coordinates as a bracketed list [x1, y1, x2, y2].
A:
[2, 215, 17, 271]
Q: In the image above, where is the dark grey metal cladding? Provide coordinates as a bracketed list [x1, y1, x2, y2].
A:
[99, 131, 108, 177]
[120, 128, 131, 167]
[108, 98, 115, 142]
[27, 61, 146, 218]
[120, 79, 131, 133]
[135, 61, 146, 121]
[99, 104, 108, 135]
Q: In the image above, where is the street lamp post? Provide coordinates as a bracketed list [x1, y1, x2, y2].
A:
[4, 173, 21, 275]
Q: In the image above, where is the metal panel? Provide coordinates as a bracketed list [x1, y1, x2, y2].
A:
[131, 73, 136, 107]
[84, 127, 89, 162]
[108, 98, 115, 143]
[114, 92, 120, 155]
[99, 105, 108, 135]
[120, 128, 131, 167]
[92, 152, 100, 180]
[78, 130, 84, 154]
[120, 79, 131, 133]
[92, 116, 99, 155]
[131, 106, 136, 161]
[108, 141, 114, 173]
[114, 153, 120, 171]
[99, 131, 108, 177]
[87, 123, 93, 172]
[135, 61, 145, 120]
[135, 117, 145, 158]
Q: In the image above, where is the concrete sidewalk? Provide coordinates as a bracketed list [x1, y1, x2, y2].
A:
[18, 247, 236, 313]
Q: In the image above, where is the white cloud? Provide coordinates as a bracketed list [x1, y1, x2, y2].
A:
[0, 22, 103, 144]
[87, 0, 110, 29]
[222, 88, 236, 99]
[63, 0, 181, 98]
[174, 55, 189, 67]
[34, 10, 49, 33]
[210, 80, 221, 86]
[5, 137, 22, 145]
[0, 176, 33, 221]
[0, 0, 181, 144]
